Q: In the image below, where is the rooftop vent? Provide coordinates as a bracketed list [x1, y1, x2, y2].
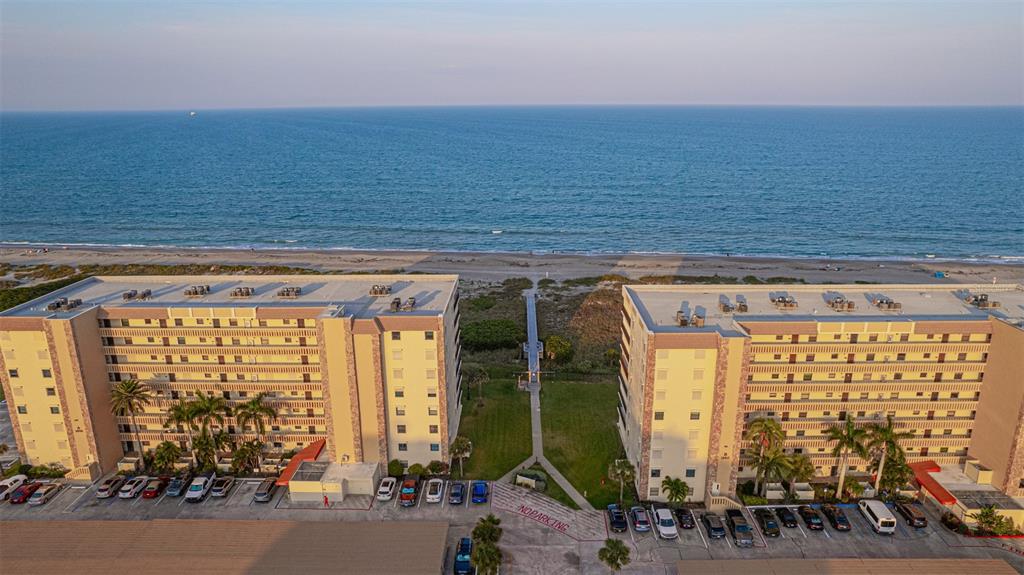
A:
[719, 301, 735, 313]
[872, 296, 902, 311]
[184, 285, 211, 298]
[676, 311, 705, 327]
[827, 295, 856, 312]
[390, 297, 401, 312]
[770, 295, 798, 310]
[46, 297, 83, 312]
[369, 284, 392, 296]
[231, 287, 255, 299]
[965, 293, 1001, 309]
[402, 297, 416, 311]
[736, 296, 748, 313]
[121, 289, 152, 302]
[277, 287, 302, 299]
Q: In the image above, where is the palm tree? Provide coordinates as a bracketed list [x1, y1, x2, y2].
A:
[865, 415, 914, 493]
[192, 431, 216, 468]
[470, 541, 502, 575]
[597, 538, 631, 572]
[465, 364, 489, 406]
[784, 453, 816, 497]
[825, 417, 869, 498]
[752, 447, 792, 497]
[192, 391, 229, 435]
[164, 400, 199, 460]
[231, 440, 263, 475]
[450, 436, 472, 477]
[110, 379, 152, 455]
[660, 476, 691, 506]
[234, 393, 278, 465]
[745, 417, 785, 493]
[607, 459, 635, 504]
[152, 441, 182, 473]
[472, 513, 503, 546]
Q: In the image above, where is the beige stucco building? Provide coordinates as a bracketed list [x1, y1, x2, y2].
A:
[0, 275, 462, 480]
[618, 283, 1024, 503]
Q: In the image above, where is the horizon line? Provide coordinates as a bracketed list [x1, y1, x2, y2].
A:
[2, 102, 1023, 114]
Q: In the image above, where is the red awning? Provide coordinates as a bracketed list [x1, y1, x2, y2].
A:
[275, 439, 326, 486]
[909, 460, 957, 506]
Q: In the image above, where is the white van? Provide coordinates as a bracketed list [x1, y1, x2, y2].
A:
[858, 499, 897, 534]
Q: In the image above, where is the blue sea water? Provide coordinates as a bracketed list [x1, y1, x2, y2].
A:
[1, 107, 1021, 260]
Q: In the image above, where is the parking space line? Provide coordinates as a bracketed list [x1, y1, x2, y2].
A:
[795, 521, 808, 538]
[62, 486, 91, 514]
[724, 534, 732, 548]
[223, 483, 243, 505]
[131, 495, 145, 507]
[742, 508, 768, 548]
[157, 492, 168, 506]
[694, 523, 709, 550]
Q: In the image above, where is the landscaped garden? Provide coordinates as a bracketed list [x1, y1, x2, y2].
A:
[453, 377, 532, 480]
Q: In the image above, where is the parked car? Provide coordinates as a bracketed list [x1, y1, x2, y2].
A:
[185, 473, 214, 503]
[95, 475, 125, 499]
[754, 508, 781, 537]
[166, 473, 193, 498]
[607, 504, 628, 532]
[701, 512, 727, 539]
[399, 477, 419, 507]
[142, 477, 169, 499]
[448, 481, 466, 505]
[774, 506, 799, 528]
[0, 475, 28, 501]
[210, 476, 235, 497]
[118, 476, 148, 499]
[376, 477, 397, 501]
[725, 509, 754, 547]
[471, 481, 489, 504]
[453, 537, 475, 575]
[895, 502, 928, 528]
[629, 506, 651, 532]
[425, 478, 445, 504]
[821, 504, 852, 531]
[253, 478, 278, 503]
[27, 483, 61, 506]
[653, 508, 679, 539]
[674, 507, 696, 529]
[797, 505, 824, 530]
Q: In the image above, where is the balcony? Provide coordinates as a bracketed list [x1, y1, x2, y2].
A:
[103, 345, 320, 356]
[99, 326, 319, 338]
[749, 342, 989, 354]
[106, 363, 321, 375]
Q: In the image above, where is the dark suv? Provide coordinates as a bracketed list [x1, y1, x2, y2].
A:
[774, 507, 799, 528]
[674, 507, 696, 529]
[724, 509, 754, 547]
[821, 504, 851, 531]
[895, 502, 928, 528]
[701, 512, 727, 539]
[797, 505, 824, 530]
[754, 508, 781, 537]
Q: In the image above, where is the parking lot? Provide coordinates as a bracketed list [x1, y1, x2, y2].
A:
[604, 501, 1023, 565]
[0, 475, 494, 524]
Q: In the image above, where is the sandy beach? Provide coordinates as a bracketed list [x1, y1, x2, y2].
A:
[2, 244, 1022, 285]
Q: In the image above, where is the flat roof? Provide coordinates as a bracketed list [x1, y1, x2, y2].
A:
[677, 558, 1018, 575]
[625, 283, 1024, 333]
[0, 520, 449, 575]
[1, 274, 458, 319]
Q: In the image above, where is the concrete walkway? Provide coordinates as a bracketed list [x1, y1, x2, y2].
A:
[515, 287, 594, 511]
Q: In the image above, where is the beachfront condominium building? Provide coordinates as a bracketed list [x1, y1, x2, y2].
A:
[617, 283, 1024, 503]
[0, 275, 462, 480]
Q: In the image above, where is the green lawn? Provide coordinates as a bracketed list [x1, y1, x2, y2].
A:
[454, 379, 531, 480]
[540, 379, 633, 508]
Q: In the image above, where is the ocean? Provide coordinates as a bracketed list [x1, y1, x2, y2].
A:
[1, 106, 1021, 261]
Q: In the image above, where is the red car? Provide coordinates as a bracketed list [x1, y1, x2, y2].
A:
[9, 482, 42, 504]
[398, 478, 419, 507]
[142, 477, 170, 499]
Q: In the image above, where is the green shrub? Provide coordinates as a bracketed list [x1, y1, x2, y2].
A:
[388, 459, 405, 477]
[544, 335, 574, 362]
[461, 319, 525, 351]
[426, 460, 447, 475]
[537, 278, 557, 289]
[27, 463, 68, 479]
[407, 463, 427, 477]
[467, 296, 497, 312]
[739, 493, 769, 506]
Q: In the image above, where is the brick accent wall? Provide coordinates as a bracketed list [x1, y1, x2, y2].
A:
[343, 324, 364, 463]
[638, 335, 656, 498]
[44, 322, 80, 467]
[62, 321, 100, 467]
[371, 336, 388, 464]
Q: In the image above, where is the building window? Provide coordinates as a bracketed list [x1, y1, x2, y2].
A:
[651, 468, 661, 478]
[429, 425, 439, 433]
[689, 430, 700, 440]
[398, 443, 408, 452]
[427, 388, 437, 398]
[685, 469, 696, 478]
[174, 318, 183, 327]
[649, 487, 660, 497]
[425, 331, 434, 341]
[392, 332, 401, 341]
[41, 369, 52, 378]
[426, 369, 437, 380]
[690, 411, 701, 421]
[691, 390, 702, 401]
[17, 405, 27, 414]
[687, 449, 698, 459]
[395, 407, 406, 416]
[396, 425, 406, 434]
[394, 389, 405, 398]
[428, 407, 438, 416]
[8, 369, 17, 378]
[393, 369, 404, 379]
[693, 369, 704, 380]
[430, 444, 440, 452]
[654, 411, 665, 421]
[391, 350, 403, 360]
[46, 388, 56, 396]
[50, 406, 60, 414]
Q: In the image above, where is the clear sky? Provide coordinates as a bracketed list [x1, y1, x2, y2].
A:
[1, 1, 1021, 111]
